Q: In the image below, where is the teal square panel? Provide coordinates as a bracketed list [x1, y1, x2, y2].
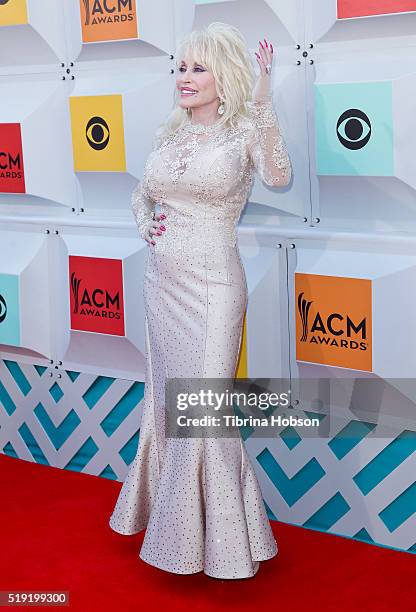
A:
[0, 274, 20, 346]
[315, 81, 394, 176]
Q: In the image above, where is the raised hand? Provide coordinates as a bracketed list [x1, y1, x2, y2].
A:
[253, 38, 274, 102]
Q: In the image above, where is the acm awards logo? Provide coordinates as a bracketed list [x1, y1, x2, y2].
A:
[297, 291, 367, 352]
[82, 0, 135, 25]
[71, 271, 121, 320]
[0, 146, 23, 179]
[336, 109, 371, 150]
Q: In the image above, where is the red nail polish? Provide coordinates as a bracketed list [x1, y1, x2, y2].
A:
[259, 41, 263, 48]
[160, 225, 165, 230]
[160, 214, 166, 220]
[157, 232, 162, 235]
[151, 241, 155, 245]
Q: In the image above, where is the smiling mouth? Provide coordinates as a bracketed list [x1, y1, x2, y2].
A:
[180, 89, 198, 96]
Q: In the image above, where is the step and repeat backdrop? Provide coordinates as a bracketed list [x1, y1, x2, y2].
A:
[0, 0, 415, 554]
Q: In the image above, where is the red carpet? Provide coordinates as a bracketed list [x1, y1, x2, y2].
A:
[0, 453, 414, 611]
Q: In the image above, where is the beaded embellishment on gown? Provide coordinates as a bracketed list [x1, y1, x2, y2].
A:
[109, 94, 292, 579]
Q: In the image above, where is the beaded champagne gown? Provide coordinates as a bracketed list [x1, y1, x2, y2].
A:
[109, 93, 292, 579]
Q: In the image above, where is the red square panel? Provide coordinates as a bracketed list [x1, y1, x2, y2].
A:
[0, 123, 26, 193]
[338, 0, 416, 18]
[69, 256, 125, 336]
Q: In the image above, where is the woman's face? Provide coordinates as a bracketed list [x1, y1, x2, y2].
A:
[176, 49, 219, 111]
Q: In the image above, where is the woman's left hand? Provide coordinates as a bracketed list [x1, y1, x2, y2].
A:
[253, 38, 274, 102]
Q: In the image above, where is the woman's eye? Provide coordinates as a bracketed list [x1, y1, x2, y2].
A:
[178, 66, 205, 72]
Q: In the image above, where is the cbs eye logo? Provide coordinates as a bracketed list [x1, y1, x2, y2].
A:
[0, 294, 7, 324]
[85, 116, 110, 151]
[336, 109, 371, 150]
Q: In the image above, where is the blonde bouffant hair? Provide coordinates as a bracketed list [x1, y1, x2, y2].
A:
[154, 22, 256, 147]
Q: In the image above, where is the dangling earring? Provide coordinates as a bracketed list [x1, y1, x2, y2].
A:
[217, 96, 225, 115]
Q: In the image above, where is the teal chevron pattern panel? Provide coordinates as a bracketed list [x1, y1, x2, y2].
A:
[0, 358, 414, 555]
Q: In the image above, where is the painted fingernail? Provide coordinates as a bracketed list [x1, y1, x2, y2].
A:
[271, 44, 273, 53]
[151, 241, 155, 245]
[255, 52, 259, 58]
[160, 214, 166, 220]
[264, 39, 268, 47]
[259, 40, 263, 48]
[157, 232, 162, 235]
[160, 225, 165, 230]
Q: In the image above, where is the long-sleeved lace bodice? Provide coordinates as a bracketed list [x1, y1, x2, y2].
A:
[131, 94, 292, 254]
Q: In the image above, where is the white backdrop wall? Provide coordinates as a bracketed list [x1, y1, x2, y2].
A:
[0, 0, 415, 555]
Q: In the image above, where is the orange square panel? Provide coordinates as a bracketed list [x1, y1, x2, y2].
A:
[295, 273, 372, 371]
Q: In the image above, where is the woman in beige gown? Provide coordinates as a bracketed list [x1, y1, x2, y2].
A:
[109, 22, 292, 579]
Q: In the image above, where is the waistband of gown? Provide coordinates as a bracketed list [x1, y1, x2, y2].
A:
[152, 216, 238, 254]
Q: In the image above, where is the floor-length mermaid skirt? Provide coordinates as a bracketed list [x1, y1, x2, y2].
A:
[109, 243, 278, 579]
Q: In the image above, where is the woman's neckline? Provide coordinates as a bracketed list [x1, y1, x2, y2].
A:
[183, 118, 225, 135]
